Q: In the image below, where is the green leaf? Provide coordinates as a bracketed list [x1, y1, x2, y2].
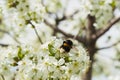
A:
[110, 1, 116, 8]
[17, 46, 24, 60]
[11, 62, 18, 66]
[64, 57, 70, 62]
[99, 1, 105, 5]
[56, 2, 62, 8]
[13, 56, 19, 62]
[8, 1, 19, 8]
[48, 43, 55, 56]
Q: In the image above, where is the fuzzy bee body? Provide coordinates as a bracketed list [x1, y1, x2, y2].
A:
[60, 40, 73, 53]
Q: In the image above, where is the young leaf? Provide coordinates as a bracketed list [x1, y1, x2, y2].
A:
[48, 43, 55, 56]
[17, 46, 24, 60]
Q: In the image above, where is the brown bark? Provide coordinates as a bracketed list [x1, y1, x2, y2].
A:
[82, 15, 120, 80]
[82, 14, 97, 80]
[82, 43, 96, 80]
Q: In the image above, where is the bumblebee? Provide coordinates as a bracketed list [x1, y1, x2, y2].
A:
[60, 40, 73, 53]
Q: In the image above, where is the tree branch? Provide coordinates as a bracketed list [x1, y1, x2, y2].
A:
[96, 40, 120, 51]
[28, 21, 43, 44]
[56, 10, 79, 24]
[0, 43, 9, 47]
[0, 29, 9, 34]
[86, 14, 96, 41]
[44, 20, 85, 43]
[96, 16, 120, 39]
[45, 10, 79, 36]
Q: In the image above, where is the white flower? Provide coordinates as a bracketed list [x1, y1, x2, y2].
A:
[58, 58, 65, 65]
[0, 37, 89, 80]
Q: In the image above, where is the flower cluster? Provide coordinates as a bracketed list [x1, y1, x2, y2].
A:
[0, 38, 89, 80]
[89, 0, 114, 28]
[0, 0, 46, 44]
[1, 0, 45, 27]
[56, 0, 118, 37]
[43, 0, 62, 12]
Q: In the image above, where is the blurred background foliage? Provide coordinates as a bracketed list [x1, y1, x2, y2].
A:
[0, 0, 120, 80]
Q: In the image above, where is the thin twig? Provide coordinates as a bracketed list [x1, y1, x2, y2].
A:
[0, 29, 9, 34]
[96, 16, 120, 39]
[69, 10, 79, 18]
[0, 74, 5, 80]
[8, 34, 20, 44]
[97, 40, 120, 50]
[29, 21, 43, 44]
[55, 10, 79, 24]
[0, 29, 20, 44]
[0, 43, 9, 47]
